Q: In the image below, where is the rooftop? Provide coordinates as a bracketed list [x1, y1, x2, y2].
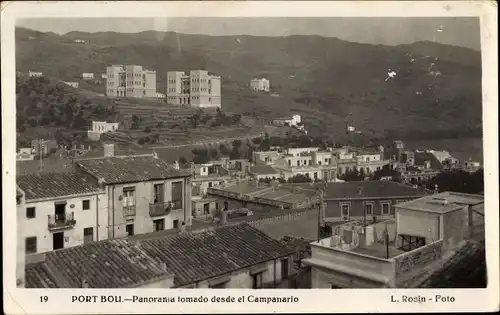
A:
[418, 240, 486, 288]
[76, 156, 190, 184]
[350, 242, 405, 259]
[17, 172, 103, 201]
[320, 181, 428, 200]
[135, 223, 294, 287]
[25, 239, 172, 288]
[396, 192, 484, 214]
[248, 165, 279, 175]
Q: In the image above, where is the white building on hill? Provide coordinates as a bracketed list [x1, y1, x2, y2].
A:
[250, 78, 270, 92]
[62, 81, 80, 88]
[28, 71, 43, 77]
[106, 65, 157, 98]
[87, 121, 119, 141]
[166, 70, 221, 108]
[82, 73, 94, 80]
[272, 115, 304, 132]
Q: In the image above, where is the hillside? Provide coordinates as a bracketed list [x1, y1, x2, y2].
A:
[16, 27, 483, 142]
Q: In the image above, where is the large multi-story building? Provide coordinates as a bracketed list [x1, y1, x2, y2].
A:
[166, 70, 221, 108]
[106, 65, 157, 98]
[250, 78, 270, 92]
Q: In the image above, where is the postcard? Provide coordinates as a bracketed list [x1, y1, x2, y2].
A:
[2, 1, 498, 314]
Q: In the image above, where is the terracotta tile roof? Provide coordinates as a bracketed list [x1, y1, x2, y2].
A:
[25, 263, 58, 288]
[418, 240, 486, 288]
[17, 159, 75, 175]
[249, 165, 279, 175]
[322, 181, 428, 200]
[17, 172, 103, 201]
[76, 156, 190, 184]
[25, 239, 172, 288]
[138, 223, 295, 287]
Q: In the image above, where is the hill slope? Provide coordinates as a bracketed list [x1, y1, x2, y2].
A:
[16, 28, 483, 141]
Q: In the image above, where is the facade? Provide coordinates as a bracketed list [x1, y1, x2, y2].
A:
[106, 65, 157, 98]
[82, 73, 94, 80]
[273, 150, 338, 182]
[248, 165, 280, 180]
[322, 181, 428, 223]
[166, 70, 221, 108]
[87, 121, 119, 141]
[252, 151, 282, 165]
[156, 92, 166, 99]
[303, 191, 484, 288]
[76, 155, 192, 238]
[17, 148, 34, 161]
[24, 223, 295, 289]
[62, 81, 79, 88]
[250, 78, 270, 92]
[16, 172, 108, 256]
[190, 162, 231, 197]
[28, 71, 43, 77]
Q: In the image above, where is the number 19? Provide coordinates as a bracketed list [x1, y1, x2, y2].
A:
[40, 296, 48, 303]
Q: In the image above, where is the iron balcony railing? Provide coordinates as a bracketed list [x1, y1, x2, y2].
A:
[47, 212, 76, 230]
[149, 201, 183, 217]
[123, 205, 136, 218]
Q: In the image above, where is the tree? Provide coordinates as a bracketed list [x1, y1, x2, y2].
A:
[287, 174, 312, 183]
[131, 115, 141, 129]
[144, 126, 152, 133]
[179, 156, 188, 165]
[422, 169, 484, 194]
[232, 139, 242, 149]
[341, 168, 365, 182]
[219, 144, 230, 156]
[372, 164, 402, 182]
[192, 149, 210, 164]
[229, 147, 240, 160]
[231, 114, 242, 124]
[209, 147, 219, 160]
[252, 137, 263, 145]
[157, 121, 164, 128]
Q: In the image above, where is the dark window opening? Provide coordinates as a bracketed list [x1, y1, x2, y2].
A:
[26, 207, 36, 219]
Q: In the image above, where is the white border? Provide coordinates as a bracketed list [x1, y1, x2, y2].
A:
[2, 1, 498, 314]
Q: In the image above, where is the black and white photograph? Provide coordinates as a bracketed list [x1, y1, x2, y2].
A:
[2, 1, 498, 314]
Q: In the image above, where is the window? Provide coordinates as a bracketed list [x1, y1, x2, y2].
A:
[122, 187, 136, 216]
[281, 259, 289, 279]
[25, 237, 37, 254]
[381, 202, 391, 215]
[126, 224, 134, 236]
[153, 219, 165, 232]
[173, 219, 179, 229]
[83, 227, 94, 244]
[215, 202, 219, 211]
[154, 184, 165, 203]
[171, 181, 183, 209]
[26, 207, 36, 219]
[314, 172, 318, 180]
[364, 202, 374, 215]
[340, 202, 350, 217]
[82, 200, 90, 210]
[253, 273, 263, 289]
[203, 203, 210, 215]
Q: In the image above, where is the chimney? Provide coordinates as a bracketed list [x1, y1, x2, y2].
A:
[219, 210, 228, 225]
[160, 262, 168, 272]
[173, 160, 180, 170]
[81, 279, 89, 288]
[179, 222, 186, 233]
[104, 143, 115, 157]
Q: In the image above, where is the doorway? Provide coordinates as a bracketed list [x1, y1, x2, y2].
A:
[53, 232, 64, 250]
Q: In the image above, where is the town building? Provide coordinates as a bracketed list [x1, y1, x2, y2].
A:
[248, 165, 280, 180]
[23, 223, 296, 289]
[250, 78, 270, 92]
[272, 115, 303, 131]
[101, 73, 107, 79]
[16, 172, 108, 256]
[75, 154, 192, 238]
[16, 148, 34, 161]
[82, 72, 94, 80]
[31, 139, 57, 156]
[322, 181, 428, 223]
[87, 121, 119, 141]
[303, 191, 485, 288]
[28, 71, 43, 77]
[190, 162, 232, 198]
[62, 81, 79, 88]
[273, 150, 338, 182]
[156, 92, 166, 99]
[207, 180, 320, 213]
[463, 160, 482, 173]
[74, 39, 88, 44]
[166, 70, 221, 108]
[252, 151, 282, 165]
[106, 65, 157, 98]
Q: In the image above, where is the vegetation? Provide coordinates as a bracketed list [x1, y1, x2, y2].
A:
[16, 27, 482, 142]
[422, 169, 484, 194]
[371, 164, 402, 182]
[339, 168, 367, 182]
[287, 174, 313, 183]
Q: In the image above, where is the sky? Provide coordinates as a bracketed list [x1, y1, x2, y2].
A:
[17, 17, 481, 50]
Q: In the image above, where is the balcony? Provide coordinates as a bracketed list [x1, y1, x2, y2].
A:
[149, 201, 180, 217]
[123, 205, 136, 218]
[48, 212, 76, 231]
